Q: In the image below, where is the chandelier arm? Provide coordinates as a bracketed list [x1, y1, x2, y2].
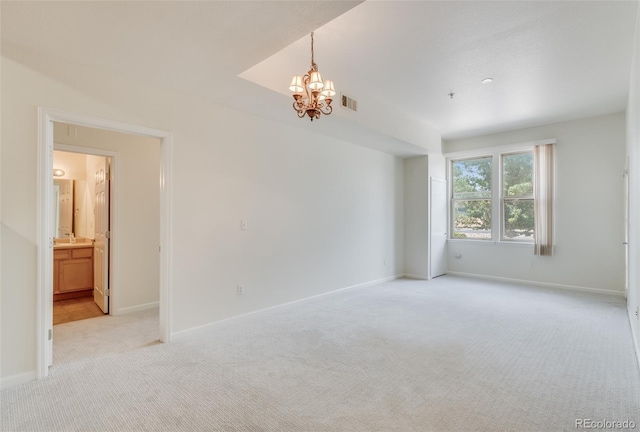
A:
[320, 105, 333, 115]
[303, 73, 312, 101]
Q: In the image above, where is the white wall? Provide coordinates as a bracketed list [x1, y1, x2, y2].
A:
[0, 53, 405, 384]
[404, 156, 429, 279]
[626, 5, 640, 365]
[444, 112, 627, 294]
[55, 125, 161, 313]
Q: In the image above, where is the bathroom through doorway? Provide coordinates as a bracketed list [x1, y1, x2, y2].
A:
[52, 148, 111, 324]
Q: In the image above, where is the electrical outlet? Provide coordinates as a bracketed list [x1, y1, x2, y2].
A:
[237, 285, 245, 295]
[241, 219, 248, 231]
[636, 306, 639, 320]
[454, 253, 462, 259]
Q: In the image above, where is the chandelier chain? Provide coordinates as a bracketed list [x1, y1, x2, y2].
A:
[311, 32, 317, 70]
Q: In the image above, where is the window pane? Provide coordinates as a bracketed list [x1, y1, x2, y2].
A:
[503, 153, 533, 197]
[504, 199, 534, 240]
[453, 200, 492, 239]
[453, 157, 492, 199]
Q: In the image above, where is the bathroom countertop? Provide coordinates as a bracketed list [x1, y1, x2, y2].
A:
[53, 241, 94, 250]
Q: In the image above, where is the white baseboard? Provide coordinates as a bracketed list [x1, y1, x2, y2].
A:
[114, 301, 159, 315]
[404, 273, 429, 280]
[1, 371, 37, 390]
[172, 274, 403, 339]
[446, 271, 625, 297]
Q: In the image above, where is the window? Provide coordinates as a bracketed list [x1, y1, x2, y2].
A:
[502, 152, 534, 241]
[451, 156, 492, 240]
[450, 149, 537, 242]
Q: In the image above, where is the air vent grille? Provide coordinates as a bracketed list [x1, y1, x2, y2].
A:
[341, 94, 358, 112]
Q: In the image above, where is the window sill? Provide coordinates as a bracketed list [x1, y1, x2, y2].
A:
[448, 238, 533, 247]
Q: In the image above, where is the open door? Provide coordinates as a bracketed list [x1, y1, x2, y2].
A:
[94, 159, 110, 313]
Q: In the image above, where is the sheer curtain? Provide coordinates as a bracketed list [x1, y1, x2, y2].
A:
[534, 143, 554, 256]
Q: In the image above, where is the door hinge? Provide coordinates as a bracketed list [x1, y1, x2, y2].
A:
[105, 231, 111, 239]
[105, 288, 110, 296]
[48, 329, 53, 341]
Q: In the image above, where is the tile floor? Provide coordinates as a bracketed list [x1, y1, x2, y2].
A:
[54, 296, 105, 325]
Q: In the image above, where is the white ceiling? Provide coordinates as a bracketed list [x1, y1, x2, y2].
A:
[2, 1, 638, 152]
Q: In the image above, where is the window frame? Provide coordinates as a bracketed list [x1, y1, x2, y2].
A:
[446, 140, 553, 245]
[450, 155, 494, 241]
[500, 151, 534, 243]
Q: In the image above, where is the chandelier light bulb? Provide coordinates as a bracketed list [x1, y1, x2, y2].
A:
[289, 76, 304, 94]
[321, 80, 336, 98]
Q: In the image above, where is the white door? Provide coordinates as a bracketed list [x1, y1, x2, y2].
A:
[94, 160, 110, 313]
[429, 177, 448, 279]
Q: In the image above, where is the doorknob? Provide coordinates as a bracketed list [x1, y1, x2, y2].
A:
[623, 242, 628, 245]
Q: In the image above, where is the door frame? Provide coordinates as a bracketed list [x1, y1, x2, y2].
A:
[37, 107, 173, 379]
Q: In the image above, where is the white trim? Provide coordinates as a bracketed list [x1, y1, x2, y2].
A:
[404, 273, 429, 280]
[116, 301, 159, 315]
[37, 108, 54, 378]
[54, 143, 117, 157]
[159, 127, 173, 344]
[444, 138, 556, 158]
[37, 107, 173, 381]
[1, 371, 38, 390]
[447, 238, 533, 247]
[446, 271, 625, 297]
[172, 275, 403, 339]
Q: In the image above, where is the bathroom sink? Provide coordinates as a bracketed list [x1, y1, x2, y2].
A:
[53, 238, 92, 247]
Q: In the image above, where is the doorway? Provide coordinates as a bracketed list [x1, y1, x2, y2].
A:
[52, 149, 111, 325]
[37, 108, 173, 379]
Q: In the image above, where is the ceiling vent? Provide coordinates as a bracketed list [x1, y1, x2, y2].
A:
[341, 94, 358, 112]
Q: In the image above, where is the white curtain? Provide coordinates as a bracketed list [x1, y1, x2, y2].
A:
[534, 143, 554, 256]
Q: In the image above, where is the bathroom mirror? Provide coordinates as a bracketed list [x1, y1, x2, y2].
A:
[53, 179, 73, 239]
[53, 178, 91, 240]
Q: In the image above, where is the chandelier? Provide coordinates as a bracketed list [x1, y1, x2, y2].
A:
[289, 32, 336, 121]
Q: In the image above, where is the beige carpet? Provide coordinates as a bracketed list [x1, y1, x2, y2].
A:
[2, 276, 639, 431]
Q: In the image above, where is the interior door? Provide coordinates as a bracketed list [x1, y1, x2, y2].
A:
[94, 159, 110, 313]
[429, 177, 448, 279]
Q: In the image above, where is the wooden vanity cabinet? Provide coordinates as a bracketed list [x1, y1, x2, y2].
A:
[53, 246, 93, 301]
